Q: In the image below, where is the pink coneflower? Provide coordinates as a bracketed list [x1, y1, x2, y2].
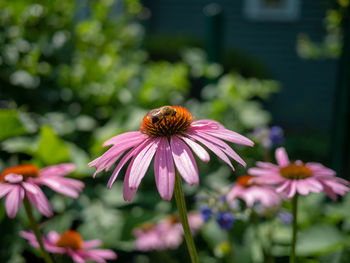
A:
[89, 106, 253, 201]
[248, 147, 349, 199]
[21, 230, 117, 263]
[0, 163, 83, 218]
[227, 174, 281, 207]
[133, 212, 203, 251]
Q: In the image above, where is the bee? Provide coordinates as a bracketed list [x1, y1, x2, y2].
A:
[147, 106, 177, 124]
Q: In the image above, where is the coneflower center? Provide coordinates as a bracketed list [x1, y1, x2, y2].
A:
[280, 163, 313, 180]
[0, 164, 40, 182]
[236, 175, 257, 187]
[56, 230, 83, 250]
[140, 106, 194, 137]
[166, 215, 180, 225]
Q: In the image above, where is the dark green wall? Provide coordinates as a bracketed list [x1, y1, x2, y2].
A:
[144, 0, 337, 131]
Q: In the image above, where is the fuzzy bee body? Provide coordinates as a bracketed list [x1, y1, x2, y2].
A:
[146, 106, 177, 124]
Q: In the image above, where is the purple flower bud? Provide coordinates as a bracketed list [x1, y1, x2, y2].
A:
[216, 212, 235, 230]
[199, 205, 213, 222]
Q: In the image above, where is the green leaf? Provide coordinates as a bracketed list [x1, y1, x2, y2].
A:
[0, 110, 27, 142]
[296, 224, 345, 256]
[37, 125, 70, 165]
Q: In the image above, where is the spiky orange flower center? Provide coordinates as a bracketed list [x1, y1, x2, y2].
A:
[236, 175, 257, 187]
[0, 164, 40, 182]
[280, 164, 313, 180]
[140, 106, 194, 137]
[56, 230, 83, 250]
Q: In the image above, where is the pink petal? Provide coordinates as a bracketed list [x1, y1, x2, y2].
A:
[128, 138, 160, 189]
[256, 161, 279, 169]
[154, 137, 175, 200]
[69, 251, 86, 263]
[193, 131, 246, 167]
[0, 183, 16, 198]
[123, 158, 138, 201]
[4, 173, 23, 183]
[248, 168, 276, 176]
[83, 239, 102, 249]
[276, 180, 290, 193]
[296, 181, 311, 195]
[187, 132, 234, 171]
[47, 231, 61, 243]
[34, 177, 84, 198]
[102, 131, 145, 147]
[179, 136, 210, 162]
[25, 183, 53, 217]
[200, 129, 254, 146]
[5, 185, 24, 218]
[40, 163, 75, 177]
[82, 249, 117, 261]
[275, 147, 290, 167]
[89, 136, 145, 175]
[286, 180, 297, 198]
[170, 136, 199, 185]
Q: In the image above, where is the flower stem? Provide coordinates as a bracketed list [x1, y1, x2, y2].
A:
[174, 171, 199, 263]
[290, 194, 299, 263]
[23, 197, 54, 263]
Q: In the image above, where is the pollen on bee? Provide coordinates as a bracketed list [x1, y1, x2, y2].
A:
[140, 106, 194, 137]
[0, 164, 40, 182]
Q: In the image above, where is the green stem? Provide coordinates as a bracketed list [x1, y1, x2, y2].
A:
[23, 197, 54, 263]
[226, 231, 235, 263]
[290, 194, 299, 263]
[174, 171, 199, 263]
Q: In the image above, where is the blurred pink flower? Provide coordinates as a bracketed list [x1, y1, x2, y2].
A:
[21, 230, 117, 263]
[248, 147, 349, 199]
[89, 106, 253, 201]
[0, 163, 83, 218]
[227, 175, 281, 207]
[133, 212, 203, 251]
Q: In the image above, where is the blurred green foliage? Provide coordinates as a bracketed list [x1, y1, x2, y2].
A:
[297, 0, 348, 59]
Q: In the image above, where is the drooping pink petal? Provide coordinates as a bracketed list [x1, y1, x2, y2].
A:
[190, 120, 224, 130]
[286, 180, 297, 198]
[123, 158, 138, 201]
[187, 132, 234, 171]
[179, 136, 210, 162]
[170, 136, 199, 185]
[200, 129, 254, 147]
[5, 185, 24, 218]
[40, 163, 75, 177]
[69, 251, 86, 263]
[24, 183, 53, 217]
[128, 138, 160, 189]
[275, 147, 290, 167]
[80, 249, 117, 262]
[102, 131, 146, 147]
[107, 140, 151, 189]
[192, 131, 246, 167]
[89, 136, 146, 176]
[0, 183, 16, 198]
[154, 137, 175, 200]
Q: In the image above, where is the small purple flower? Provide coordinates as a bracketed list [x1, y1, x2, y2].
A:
[216, 212, 235, 230]
[277, 211, 293, 225]
[269, 126, 284, 147]
[199, 205, 213, 222]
